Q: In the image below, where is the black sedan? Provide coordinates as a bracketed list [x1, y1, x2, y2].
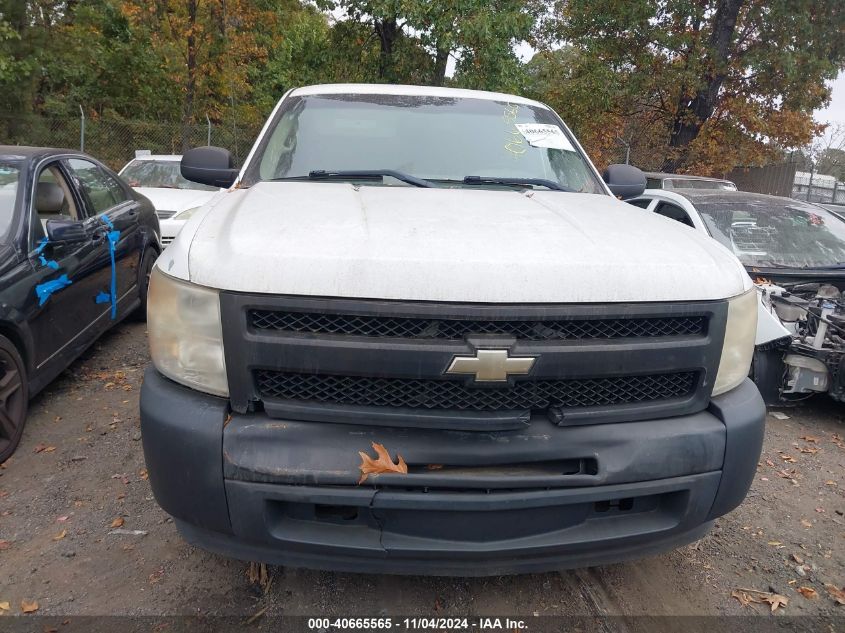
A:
[0, 146, 159, 462]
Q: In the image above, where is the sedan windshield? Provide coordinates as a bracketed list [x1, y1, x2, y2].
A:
[696, 198, 845, 269]
[121, 160, 217, 191]
[0, 162, 21, 241]
[246, 93, 606, 194]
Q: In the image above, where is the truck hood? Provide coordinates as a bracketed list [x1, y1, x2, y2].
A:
[160, 182, 750, 303]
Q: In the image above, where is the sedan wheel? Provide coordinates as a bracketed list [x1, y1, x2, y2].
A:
[0, 336, 28, 463]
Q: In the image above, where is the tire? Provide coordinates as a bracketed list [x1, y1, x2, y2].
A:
[132, 246, 158, 322]
[0, 335, 29, 464]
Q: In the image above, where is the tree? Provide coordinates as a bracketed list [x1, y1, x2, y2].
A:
[542, 0, 845, 174]
[405, 0, 537, 89]
[319, 0, 539, 90]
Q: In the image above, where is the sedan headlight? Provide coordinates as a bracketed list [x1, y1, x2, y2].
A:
[712, 288, 758, 396]
[147, 267, 228, 396]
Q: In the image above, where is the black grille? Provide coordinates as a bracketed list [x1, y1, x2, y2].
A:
[255, 370, 698, 411]
[249, 310, 706, 341]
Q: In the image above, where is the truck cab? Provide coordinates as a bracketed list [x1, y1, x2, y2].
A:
[140, 84, 765, 575]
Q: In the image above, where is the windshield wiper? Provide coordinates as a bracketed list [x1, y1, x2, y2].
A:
[303, 169, 433, 188]
[462, 176, 573, 192]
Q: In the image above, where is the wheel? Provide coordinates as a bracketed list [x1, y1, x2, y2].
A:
[132, 246, 158, 322]
[0, 335, 28, 464]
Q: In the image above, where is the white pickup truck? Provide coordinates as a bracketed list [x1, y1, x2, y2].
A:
[140, 84, 765, 575]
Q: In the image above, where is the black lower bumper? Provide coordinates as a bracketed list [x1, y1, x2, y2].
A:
[140, 369, 765, 575]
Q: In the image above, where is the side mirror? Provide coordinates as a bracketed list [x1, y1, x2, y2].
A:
[181, 146, 238, 188]
[603, 164, 646, 200]
[46, 218, 87, 243]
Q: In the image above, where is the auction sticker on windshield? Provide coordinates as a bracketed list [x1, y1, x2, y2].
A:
[514, 123, 575, 151]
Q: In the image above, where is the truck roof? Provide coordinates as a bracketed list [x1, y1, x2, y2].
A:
[289, 83, 549, 109]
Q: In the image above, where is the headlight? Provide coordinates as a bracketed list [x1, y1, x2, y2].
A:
[173, 205, 202, 221]
[712, 288, 758, 396]
[147, 267, 228, 396]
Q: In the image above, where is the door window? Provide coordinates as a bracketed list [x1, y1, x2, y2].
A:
[32, 163, 81, 243]
[68, 159, 127, 215]
[653, 201, 695, 228]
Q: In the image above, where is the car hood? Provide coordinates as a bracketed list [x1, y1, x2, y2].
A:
[160, 182, 751, 303]
[132, 187, 217, 214]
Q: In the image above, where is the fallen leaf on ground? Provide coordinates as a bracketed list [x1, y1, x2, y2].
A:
[138, 468, 148, 481]
[797, 587, 818, 599]
[780, 454, 797, 463]
[770, 411, 790, 420]
[358, 442, 408, 484]
[733, 588, 789, 612]
[0, 540, 9, 550]
[767, 541, 782, 546]
[825, 584, 845, 605]
[33, 444, 55, 453]
[56, 516, 69, 523]
[110, 517, 124, 528]
[825, 480, 837, 486]
[0, 601, 9, 611]
[765, 459, 776, 468]
[799, 446, 819, 454]
[762, 593, 789, 612]
[731, 589, 754, 607]
[792, 553, 804, 564]
[246, 561, 270, 589]
[800, 435, 819, 443]
[801, 519, 813, 528]
[20, 600, 38, 614]
[52, 529, 66, 541]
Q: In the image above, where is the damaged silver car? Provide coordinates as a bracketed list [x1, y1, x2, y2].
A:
[629, 188, 845, 404]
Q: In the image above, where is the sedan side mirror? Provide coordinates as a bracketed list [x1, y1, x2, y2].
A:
[603, 164, 646, 200]
[46, 218, 87, 243]
[181, 146, 238, 188]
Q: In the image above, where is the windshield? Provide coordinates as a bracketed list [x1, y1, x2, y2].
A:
[696, 198, 845, 269]
[0, 162, 21, 241]
[246, 94, 606, 194]
[121, 160, 218, 191]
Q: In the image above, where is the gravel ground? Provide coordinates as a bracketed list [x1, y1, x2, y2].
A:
[0, 321, 843, 625]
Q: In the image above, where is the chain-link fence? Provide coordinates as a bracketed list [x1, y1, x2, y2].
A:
[0, 115, 262, 171]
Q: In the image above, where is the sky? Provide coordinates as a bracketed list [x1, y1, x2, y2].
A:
[815, 72, 845, 128]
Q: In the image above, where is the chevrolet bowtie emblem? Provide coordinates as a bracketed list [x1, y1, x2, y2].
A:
[445, 349, 536, 382]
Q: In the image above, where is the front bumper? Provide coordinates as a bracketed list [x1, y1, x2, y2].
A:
[140, 369, 765, 575]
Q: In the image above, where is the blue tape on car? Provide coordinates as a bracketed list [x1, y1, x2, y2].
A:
[35, 237, 49, 255]
[38, 254, 59, 270]
[98, 214, 120, 319]
[35, 274, 72, 306]
[95, 291, 111, 304]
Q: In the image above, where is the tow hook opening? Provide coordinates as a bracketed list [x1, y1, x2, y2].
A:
[314, 504, 359, 522]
